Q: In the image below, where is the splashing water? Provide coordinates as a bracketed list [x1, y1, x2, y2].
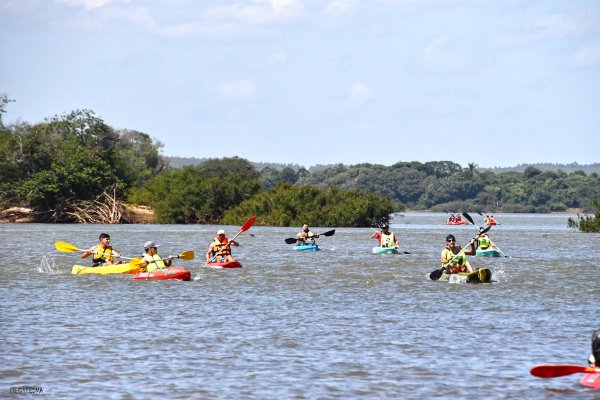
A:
[37, 257, 59, 274]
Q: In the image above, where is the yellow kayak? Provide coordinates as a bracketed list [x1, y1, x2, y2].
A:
[71, 262, 142, 275]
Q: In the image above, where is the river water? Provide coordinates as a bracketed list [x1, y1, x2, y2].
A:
[1, 213, 598, 399]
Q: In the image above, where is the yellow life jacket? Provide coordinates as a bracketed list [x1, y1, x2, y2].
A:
[93, 245, 113, 266]
[380, 233, 395, 248]
[143, 253, 166, 272]
[442, 248, 466, 268]
[478, 235, 491, 249]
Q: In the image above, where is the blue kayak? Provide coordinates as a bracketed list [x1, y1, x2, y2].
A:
[476, 248, 502, 257]
[372, 246, 399, 254]
[295, 243, 320, 251]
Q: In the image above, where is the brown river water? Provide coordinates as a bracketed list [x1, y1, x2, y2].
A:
[1, 212, 599, 399]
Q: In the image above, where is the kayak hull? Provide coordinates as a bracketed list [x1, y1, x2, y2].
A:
[372, 247, 399, 254]
[581, 372, 600, 390]
[71, 263, 141, 275]
[132, 266, 191, 281]
[439, 268, 492, 283]
[205, 260, 242, 269]
[446, 221, 468, 225]
[476, 248, 502, 257]
[295, 244, 320, 251]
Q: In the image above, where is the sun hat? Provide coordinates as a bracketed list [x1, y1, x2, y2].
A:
[217, 229, 225, 235]
[144, 241, 158, 249]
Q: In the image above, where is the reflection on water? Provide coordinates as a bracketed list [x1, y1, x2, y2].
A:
[1, 213, 599, 399]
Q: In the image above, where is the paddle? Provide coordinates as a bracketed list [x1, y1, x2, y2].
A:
[530, 364, 599, 378]
[429, 225, 492, 280]
[284, 229, 336, 245]
[203, 216, 256, 267]
[369, 227, 410, 254]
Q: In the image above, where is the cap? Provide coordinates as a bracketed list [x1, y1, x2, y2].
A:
[217, 229, 225, 235]
[144, 241, 158, 249]
[446, 234, 456, 242]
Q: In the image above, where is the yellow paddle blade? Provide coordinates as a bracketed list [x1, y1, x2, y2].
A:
[56, 241, 83, 252]
[177, 250, 194, 261]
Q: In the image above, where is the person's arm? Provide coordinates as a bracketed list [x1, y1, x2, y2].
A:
[464, 241, 477, 256]
[394, 234, 400, 248]
[206, 244, 214, 261]
[81, 246, 95, 259]
[229, 240, 239, 247]
[164, 256, 173, 267]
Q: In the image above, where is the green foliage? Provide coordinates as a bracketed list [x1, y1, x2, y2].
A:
[0, 109, 167, 220]
[568, 200, 600, 232]
[128, 158, 262, 224]
[221, 183, 401, 227]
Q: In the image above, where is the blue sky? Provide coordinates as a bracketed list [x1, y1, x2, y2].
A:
[1, 0, 599, 168]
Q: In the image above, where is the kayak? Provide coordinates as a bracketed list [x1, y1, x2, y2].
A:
[476, 248, 502, 257]
[581, 372, 600, 390]
[295, 243, 320, 251]
[71, 262, 142, 275]
[205, 259, 242, 269]
[485, 221, 497, 226]
[372, 246, 399, 254]
[446, 220, 468, 225]
[132, 266, 191, 281]
[437, 268, 492, 283]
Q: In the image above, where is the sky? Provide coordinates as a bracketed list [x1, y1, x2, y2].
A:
[1, 0, 599, 169]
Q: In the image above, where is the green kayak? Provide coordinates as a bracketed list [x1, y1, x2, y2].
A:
[476, 248, 502, 257]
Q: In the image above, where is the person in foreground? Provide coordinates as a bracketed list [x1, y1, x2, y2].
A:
[441, 234, 476, 273]
[81, 233, 121, 267]
[206, 229, 239, 263]
[476, 227, 497, 250]
[371, 225, 400, 249]
[589, 328, 600, 367]
[141, 241, 173, 272]
[297, 224, 319, 245]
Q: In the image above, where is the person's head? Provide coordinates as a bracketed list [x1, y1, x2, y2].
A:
[144, 241, 158, 254]
[381, 225, 390, 233]
[302, 224, 309, 232]
[479, 227, 485, 234]
[99, 233, 111, 245]
[446, 234, 456, 247]
[217, 229, 226, 239]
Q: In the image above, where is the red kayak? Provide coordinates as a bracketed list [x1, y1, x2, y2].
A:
[132, 266, 191, 281]
[205, 259, 242, 269]
[581, 372, 600, 390]
[446, 220, 468, 225]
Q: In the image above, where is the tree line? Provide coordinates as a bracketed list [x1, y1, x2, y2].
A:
[1, 103, 598, 228]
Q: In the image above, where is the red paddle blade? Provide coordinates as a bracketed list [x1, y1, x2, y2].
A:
[239, 216, 256, 233]
[530, 364, 597, 378]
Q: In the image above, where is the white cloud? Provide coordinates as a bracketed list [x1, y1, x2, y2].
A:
[216, 80, 258, 100]
[348, 83, 374, 105]
[56, 0, 115, 10]
[204, 0, 303, 26]
[325, 0, 360, 16]
[572, 44, 600, 68]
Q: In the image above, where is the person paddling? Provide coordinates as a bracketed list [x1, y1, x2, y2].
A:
[206, 229, 239, 263]
[441, 234, 476, 274]
[140, 241, 173, 272]
[81, 233, 121, 267]
[297, 224, 319, 245]
[476, 227, 497, 251]
[371, 225, 400, 249]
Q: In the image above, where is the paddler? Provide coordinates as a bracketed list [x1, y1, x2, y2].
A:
[371, 225, 400, 249]
[81, 233, 122, 267]
[140, 241, 173, 272]
[441, 234, 476, 274]
[589, 328, 600, 367]
[476, 227, 497, 251]
[296, 224, 319, 245]
[206, 229, 238, 263]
